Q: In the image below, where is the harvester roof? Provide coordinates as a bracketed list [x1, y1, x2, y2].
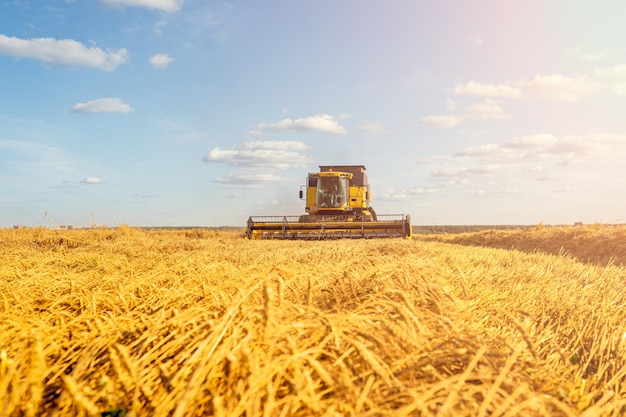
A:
[318, 165, 368, 186]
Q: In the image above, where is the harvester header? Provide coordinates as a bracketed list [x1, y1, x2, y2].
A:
[246, 165, 412, 240]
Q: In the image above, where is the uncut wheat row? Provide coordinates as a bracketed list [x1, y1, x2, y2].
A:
[1, 225, 625, 416]
[418, 223, 626, 267]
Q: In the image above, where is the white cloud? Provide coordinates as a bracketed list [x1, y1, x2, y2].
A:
[454, 143, 511, 159]
[71, 98, 133, 114]
[420, 115, 463, 129]
[407, 187, 439, 195]
[153, 20, 168, 34]
[449, 72, 607, 106]
[578, 52, 607, 62]
[100, 0, 183, 12]
[429, 168, 469, 185]
[422, 99, 510, 128]
[215, 171, 290, 189]
[463, 99, 511, 120]
[425, 71, 606, 129]
[0, 35, 127, 71]
[455, 134, 626, 164]
[250, 114, 348, 135]
[426, 64, 626, 130]
[429, 164, 505, 186]
[454, 81, 524, 99]
[505, 134, 622, 159]
[423, 131, 626, 195]
[566, 46, 607, 62]
[444, 98, 458, 110]
[594, 64, 626, 80]
[518, 74, 600, 102]
[433, 165, 504, 178]
[595, 64, 626, 95]
[377, 189, 409, 201]
[82, 177, 104, 184]
[242, 141, 310, 151]
[502, 134, 557, 150]
[203, 141, 313, 169]
[149, 53, 173, 68]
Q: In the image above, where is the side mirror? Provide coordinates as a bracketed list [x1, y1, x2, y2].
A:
[299, 190, 303, 199]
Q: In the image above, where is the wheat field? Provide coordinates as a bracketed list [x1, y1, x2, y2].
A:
[1, 224, 625, 416]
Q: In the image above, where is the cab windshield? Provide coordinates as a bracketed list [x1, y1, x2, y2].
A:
[316, 176, 349, 208]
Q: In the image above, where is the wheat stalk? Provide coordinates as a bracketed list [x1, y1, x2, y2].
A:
[62, 375, 99, 416]
[2, 226, 626, 416]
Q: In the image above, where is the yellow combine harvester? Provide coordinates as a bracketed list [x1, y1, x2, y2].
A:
[246, 165, 412, 240]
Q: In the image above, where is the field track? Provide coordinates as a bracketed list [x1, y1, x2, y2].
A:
[1, 224, 625, 416]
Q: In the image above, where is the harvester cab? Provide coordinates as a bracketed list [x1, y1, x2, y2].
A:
[300, 166, 375, 220]
[311, 172, 350, 210]
[246, 165, 412, 240]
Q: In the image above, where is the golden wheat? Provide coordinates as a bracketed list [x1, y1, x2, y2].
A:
[0, 225, 625, 416]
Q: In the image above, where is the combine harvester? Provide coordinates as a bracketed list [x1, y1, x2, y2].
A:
[246, 165, 412, 240]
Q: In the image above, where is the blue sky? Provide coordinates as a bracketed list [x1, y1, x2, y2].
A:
[2, 0, 626, 227]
